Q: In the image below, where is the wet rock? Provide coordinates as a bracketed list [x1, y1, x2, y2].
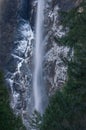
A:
[2, 0, 75, 129]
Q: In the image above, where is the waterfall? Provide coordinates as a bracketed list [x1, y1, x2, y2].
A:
[33, 0, 47, 114]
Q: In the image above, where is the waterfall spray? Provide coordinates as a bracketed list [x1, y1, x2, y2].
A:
[33, 0, 47, 114]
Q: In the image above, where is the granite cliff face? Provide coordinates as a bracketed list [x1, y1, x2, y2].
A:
[0, 0, 82, 129]
[43, 1, 71, 96]
[0, 0, 34, 128]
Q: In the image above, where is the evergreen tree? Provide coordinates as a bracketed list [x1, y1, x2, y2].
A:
[0, 72, 26, 130]
[40, 1, 86, 130]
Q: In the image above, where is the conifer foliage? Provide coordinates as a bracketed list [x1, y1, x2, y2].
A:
[40, 1, 86, 130]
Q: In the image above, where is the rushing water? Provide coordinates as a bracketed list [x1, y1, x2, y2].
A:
[3, 0, 72, 129]
[33, 0, 47, 114]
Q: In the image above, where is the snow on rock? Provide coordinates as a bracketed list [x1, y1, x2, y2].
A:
[6, 19, 34, 128]
[43, 0, 73, 96]
[5, 0, 74, 129]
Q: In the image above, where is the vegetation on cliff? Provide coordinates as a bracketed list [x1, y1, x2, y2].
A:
[0, 72, 26, 130]
[40, 1, 86, 130]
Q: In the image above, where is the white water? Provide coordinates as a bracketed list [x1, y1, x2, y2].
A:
[33, 0, 47, 114]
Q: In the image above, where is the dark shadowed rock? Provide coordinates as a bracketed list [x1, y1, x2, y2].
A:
[0, 0, 19, 69]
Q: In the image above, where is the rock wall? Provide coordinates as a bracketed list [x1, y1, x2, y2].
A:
[43, 0, 73, 96]
[0, 0, 80, 129]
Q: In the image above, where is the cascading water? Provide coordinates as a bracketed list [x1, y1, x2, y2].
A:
[2, 0, 73, 129]
[33, 0, 48, 114]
